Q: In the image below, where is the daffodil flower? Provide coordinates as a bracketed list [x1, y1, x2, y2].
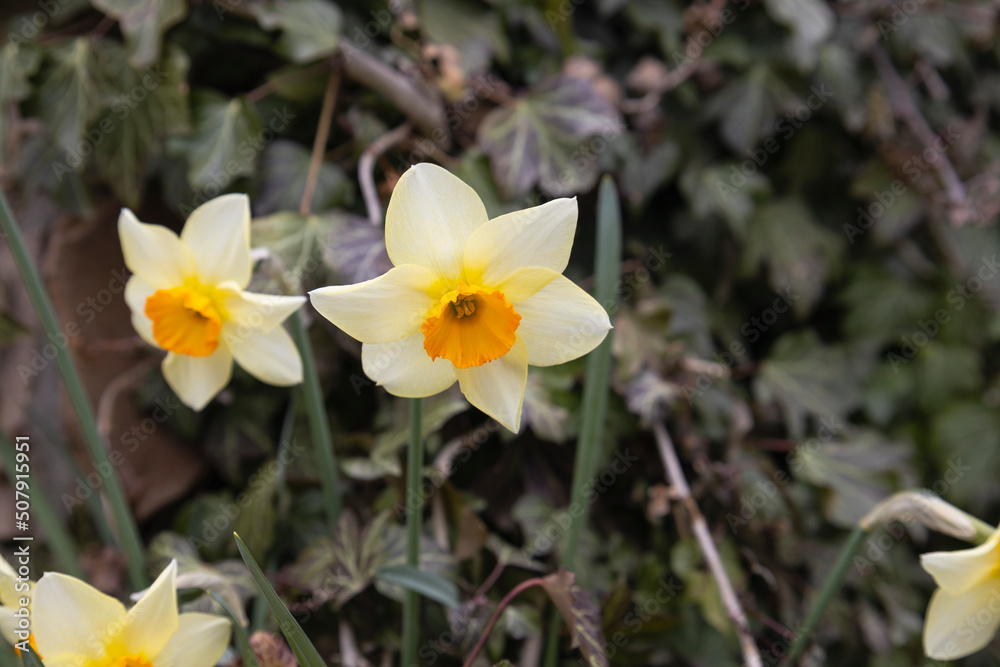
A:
[921, 527, 1000, 659]
[31, 560, 230, 666]
[310, 163, 611, 432]
[0, 555, 32, 649]
[119, 195, 306, 410]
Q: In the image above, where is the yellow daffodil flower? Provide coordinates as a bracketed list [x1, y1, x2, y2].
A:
[0, 555, 32, 649]
[921, 527, 1000, 659]
[309, 163, 611, 432]
[31, 560, 231, 666]
[119, 195, 306, 410]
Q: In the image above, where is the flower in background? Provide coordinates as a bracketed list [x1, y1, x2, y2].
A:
[119, 195, 305, 410]
[921, 527, 1000, 659]
[0, 556, 33, 650]
[31, 560, 230, 666]
[310, 163, 611, 432]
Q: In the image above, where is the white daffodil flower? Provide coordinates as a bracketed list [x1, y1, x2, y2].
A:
[921, 527, 1000, 659]
[310, 163, 611, 432]
[119, 195, 305, 410]
[30, 560, 230, 666]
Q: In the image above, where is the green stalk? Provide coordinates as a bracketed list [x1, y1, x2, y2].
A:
[289, 311, 342, 525]
[544, 176, 622, 666]
[401, 397, 423, 667]
[0, 190, 146, 589]
[786, 525, 868, 664]
[0, 432, 83, 578]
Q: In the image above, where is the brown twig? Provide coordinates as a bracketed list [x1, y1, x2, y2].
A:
[359, 122, 412, 225]
[96, 356, 161, 442]
[870, 46, 970, 224]
[299, 66, 342, 216]
[462, 578, 546, 667]
[653, 421, 762, 667]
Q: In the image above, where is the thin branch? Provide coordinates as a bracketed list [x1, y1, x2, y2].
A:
[96, 356, 161, 442]
[653, 422, 762, 667]
[359, 122, 411, 225]
[462, 578, 546, 667]
[299, 66, 341, 216]
[246, 61, 330, 104]
[871, 46, 970, 224]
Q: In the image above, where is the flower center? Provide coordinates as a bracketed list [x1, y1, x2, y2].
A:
[421, 283, 521, 369]
[144, 278, 225, 357]
[112, 657, 154, 667]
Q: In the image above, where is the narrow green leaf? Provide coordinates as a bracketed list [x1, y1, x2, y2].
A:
[374, 564, 460, 609]
[209, 590, 260, 667]
[234, 533, 326, 667]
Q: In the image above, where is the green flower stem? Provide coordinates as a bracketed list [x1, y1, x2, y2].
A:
[0, 432, 83, 578]
[0, 189, 146, 589]
[401, 397, 423, 667]
[544, 175, 622, 667]
[289, 311, 342, 525]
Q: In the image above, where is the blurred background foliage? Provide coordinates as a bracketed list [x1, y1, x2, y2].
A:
[1, 0, 1000, 664]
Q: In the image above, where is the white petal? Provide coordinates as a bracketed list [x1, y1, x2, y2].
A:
[162, 348, 233, 411]
[493, 267, 561, 302]
[455, 335, 527, 432]
[180, 194, 253, 288]
[310, 265, 441, 344]
[118, 561, 178, 657]
[514, 275, 612, 366]
[118, 209, 195, 289]
[32, 572, 126, 660]
[0, 608, 16, 645]
[224, 291, 305, 334]
[227, 324, 303, 387]
[0, 556, 19, 607]
[921, 529, 1000, 595]
[923, 581, 1000, 660]
[385, 163, 488, 282]
[124, 276, 159, 348]
[151, 613, 232, 667]
[361, 333, 457, 397]
[464, 198, 577, 287]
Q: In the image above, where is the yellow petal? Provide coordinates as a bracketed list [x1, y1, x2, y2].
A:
[513, 275, 611, 366]
[223, 292, 305, 334]
[227, 324, 303, 387]
[162, 348, 233, 411]
[118, 209, 195, 290]
[180, 194, 253, 288]
[149, 613, 231, 667]
[124, 277, 159, 348]
[923, 580, 1000, 660]
[118, 561, 179, 658]
[310, 264, 441, 344]
[150, 613, 231, 667]
[454, 334, 528, 432]
[463, 198, 577, 287]
[361, 333, 457, 397]
[32, 572, 127, 660]
[385, 163, 488, 282]
[921, 528, 1000, 595]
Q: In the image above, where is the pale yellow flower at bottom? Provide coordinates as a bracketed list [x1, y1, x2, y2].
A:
[31, 560, 230, 667]
[921, 527, 1000, 660]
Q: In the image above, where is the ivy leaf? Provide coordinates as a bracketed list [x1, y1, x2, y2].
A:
[705, 65, 798, 153]
[419, 0, 510, 72]
[95, 44, 190, 207]
[793, 429, 912, 527]
[250, 212, 337, 292]
[251, 0, 342, 64]
[679, 162, 770, 238]
[91, 0, 187, 67]
[321, 214, 392, 284]
[839, 266, 933, 343]
[754, 331, 862, 440]
[255, 140, 352, 215]
[541, 571, 608, 667]
[233, 460, 278, 558]
[38, 38, 113, 153]
[180, 90, 262, 191]
[932, 403, 1000, 513]
[478, 76, 622, 198]
[762, 0, 835, 69]
[740, 198, 842, 315]
[374, 565, 460, 608]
